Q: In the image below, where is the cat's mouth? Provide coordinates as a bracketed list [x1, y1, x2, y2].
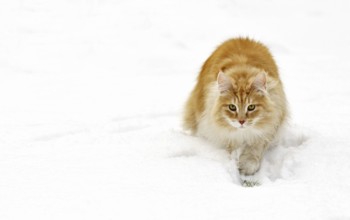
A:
[234, 121, 253, 129]
[224, 117, 251, 129]
[237, 124, 248, 129]
[223, 112, 262, 130]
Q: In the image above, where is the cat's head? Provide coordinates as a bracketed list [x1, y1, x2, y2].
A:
[212, 68, 274, 130]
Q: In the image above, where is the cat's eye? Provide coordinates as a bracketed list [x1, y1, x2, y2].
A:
[247, 105, 256, 111]
[228, 104, 237, 111]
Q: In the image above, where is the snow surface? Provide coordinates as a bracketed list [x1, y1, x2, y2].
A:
[1, 0, 350, 219]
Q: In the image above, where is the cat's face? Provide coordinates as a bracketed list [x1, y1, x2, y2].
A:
[213, 70, 272, 130]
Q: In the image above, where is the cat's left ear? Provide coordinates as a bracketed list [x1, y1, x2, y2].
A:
[217, 71, 233, 94]
[252, 72, 267, 93]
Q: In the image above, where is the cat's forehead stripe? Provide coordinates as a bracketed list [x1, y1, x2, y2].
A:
[232, 95, 252, 105]
[233, 92, 250, 105]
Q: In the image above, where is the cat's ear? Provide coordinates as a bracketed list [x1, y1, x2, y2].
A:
[217, 71, 233, 94]
[252, 72, 267, 92]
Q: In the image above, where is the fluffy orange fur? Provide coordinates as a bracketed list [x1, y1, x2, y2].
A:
[183, 38, 288, 175]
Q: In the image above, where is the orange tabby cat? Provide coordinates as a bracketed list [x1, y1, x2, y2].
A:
[183, 38, 288, 176]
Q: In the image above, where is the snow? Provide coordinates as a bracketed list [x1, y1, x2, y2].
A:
[1, 0, 350, 219]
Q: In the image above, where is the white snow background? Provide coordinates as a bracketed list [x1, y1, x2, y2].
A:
[1, 0, 350, 219]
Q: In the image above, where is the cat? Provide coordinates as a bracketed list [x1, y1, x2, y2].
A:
[183, 37, 288, 176]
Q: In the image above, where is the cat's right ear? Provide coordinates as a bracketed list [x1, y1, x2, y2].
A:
[217, 71, 233, 94]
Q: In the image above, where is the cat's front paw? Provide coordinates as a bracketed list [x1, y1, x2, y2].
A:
[238, 156, 261, 176]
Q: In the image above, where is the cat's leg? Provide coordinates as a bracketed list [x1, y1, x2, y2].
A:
[238, 143, 267, 176]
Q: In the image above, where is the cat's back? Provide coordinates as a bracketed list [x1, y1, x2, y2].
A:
[200, 38, 279, 82]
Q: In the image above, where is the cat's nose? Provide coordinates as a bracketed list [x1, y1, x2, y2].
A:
[239, 120, 245, 125]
